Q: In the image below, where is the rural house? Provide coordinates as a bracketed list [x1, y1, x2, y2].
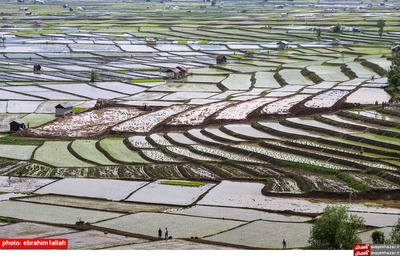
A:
[166, 66, 189, 79]
[55, 102, 73, 117]
[10, 119, 25, 132]
[277, 41, 289, 50]
[177, 66, 189, 77]
[216, 54, 227, 64]
[166, 68, 181, 79]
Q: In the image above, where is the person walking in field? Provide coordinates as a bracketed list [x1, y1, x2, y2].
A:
[165, 228, 168, 239]
[158, 228, 162, 238]
[282, 239, 287, 249]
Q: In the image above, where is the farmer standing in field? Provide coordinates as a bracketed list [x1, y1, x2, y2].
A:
[158, 228, 162, 238]
[282, 239, 287, 249]
[165, 228, 168, 239]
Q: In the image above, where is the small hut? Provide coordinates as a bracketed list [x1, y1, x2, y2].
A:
[145, 38, 157, 46]
[392, 45, 400, 53]
[166, 66, 189, 79]
[55, 102, 73, 117]
[216, 55, 227, 64]
[166, 68, 181, 79]
[10, 119, 25, 132]
[277, 41, 289, 50]
[177, 66, 189, 77]
[33, 64, 41, 72]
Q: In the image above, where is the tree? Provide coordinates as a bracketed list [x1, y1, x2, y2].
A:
[90, 70, 99, 83]
[211, 0, 216, 6]
[377, 19, 386, 37]
[316, 28, 321, 40]
[308, 205, 365, 249]
[372, 230, 385, 244]
[390, 218, 400, 243]
[388, 51, 400, 87]
[332, 23, 341, 33]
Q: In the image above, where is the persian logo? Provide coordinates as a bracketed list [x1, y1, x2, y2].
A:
[354, 244, 370, 256]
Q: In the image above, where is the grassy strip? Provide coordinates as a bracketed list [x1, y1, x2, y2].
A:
[13, 29, 63, 35]
[72, 106, 86, 112]
[336, 173, 372, 192]
[0, 136, 43, 146]
[160, 180, 204, 187]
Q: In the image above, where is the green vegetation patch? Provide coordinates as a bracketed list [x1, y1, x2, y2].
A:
[72, 106, 86, 112]
[21, 114, 56, 128]
[99, 138, 149, 164]
[34, 141, 94, 168]
[160, 180, 205, 187]
[0, 136, 43, 146]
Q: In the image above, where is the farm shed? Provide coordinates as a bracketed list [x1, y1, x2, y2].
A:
[33, 64, 41, 72]
[166, 68, 181, 79]
[55, 102, 73, 117]
[392, 45, 400, 53]
[177, 66, 189, 77]
[277, 41, 289, 50]
[166, 66, 189, 79]
[145, 38, 157, 46]
[10, 119, 25, 132]
[216, 55, 227, 64]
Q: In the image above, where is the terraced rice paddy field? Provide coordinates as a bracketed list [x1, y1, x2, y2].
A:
[1, 0, 400, 250]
